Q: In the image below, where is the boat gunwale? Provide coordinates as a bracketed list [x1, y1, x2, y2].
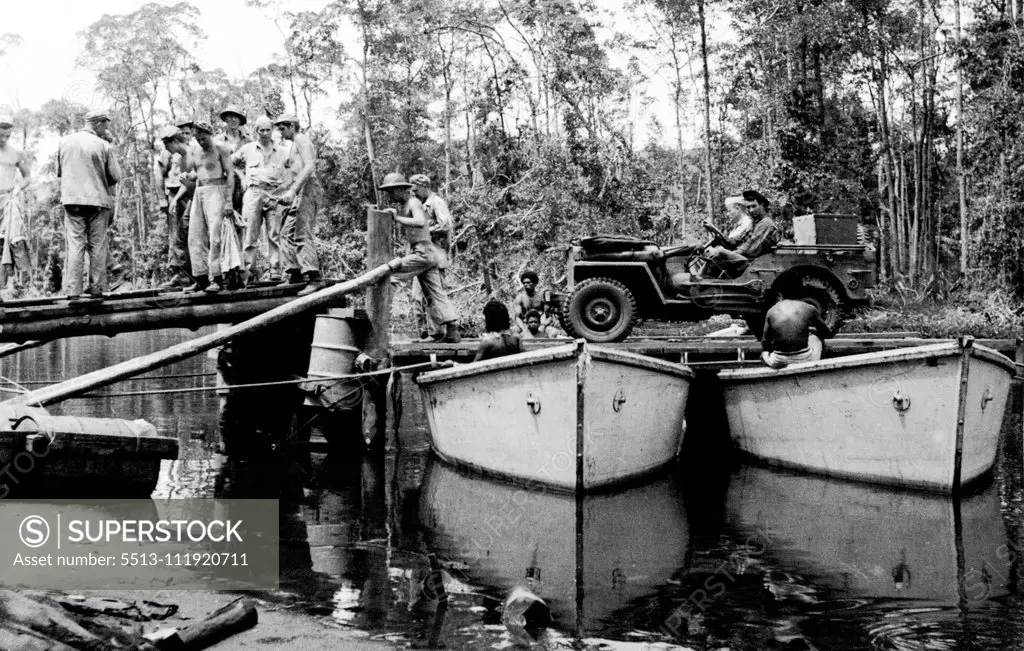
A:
[717, 341, 1016, 381]
[414, 340, 695, 384]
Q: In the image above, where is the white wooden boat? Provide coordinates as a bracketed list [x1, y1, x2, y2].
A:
[419, 460, 690, 634]
[414, 340, 693, 491]
[718, 338, 1014, 492]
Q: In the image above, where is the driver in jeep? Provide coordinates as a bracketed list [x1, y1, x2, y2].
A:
[700, 190, 780, 279]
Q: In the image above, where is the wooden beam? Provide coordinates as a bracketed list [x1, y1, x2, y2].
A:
[6, 260, 402, 407]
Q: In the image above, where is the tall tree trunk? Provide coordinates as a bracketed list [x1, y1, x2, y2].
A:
[697, 0, 714, 219]
[954, 0, 968, 275]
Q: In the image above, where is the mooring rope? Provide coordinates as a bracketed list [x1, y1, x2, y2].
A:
[0, 360, 453, 399]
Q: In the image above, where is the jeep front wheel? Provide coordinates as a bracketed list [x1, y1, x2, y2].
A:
[561, 278, 638, 343]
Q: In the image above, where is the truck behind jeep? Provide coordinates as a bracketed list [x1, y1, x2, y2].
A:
[558, 214, 877, 343]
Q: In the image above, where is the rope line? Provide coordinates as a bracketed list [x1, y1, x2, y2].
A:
[0, 360, 452, 399]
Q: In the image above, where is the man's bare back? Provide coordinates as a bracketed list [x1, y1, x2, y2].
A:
[763, 299, 833, 353]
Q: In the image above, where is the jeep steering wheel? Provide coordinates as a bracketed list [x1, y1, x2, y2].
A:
[702, 221, 727, 246]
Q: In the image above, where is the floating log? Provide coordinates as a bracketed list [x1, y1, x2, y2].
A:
[153, 597, 257, 651]
[6, 260, 402, 407]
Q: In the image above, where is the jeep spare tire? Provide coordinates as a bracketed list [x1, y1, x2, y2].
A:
[561, 278, 638, 343]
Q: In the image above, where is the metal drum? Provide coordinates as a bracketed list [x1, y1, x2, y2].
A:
[304, 309, 363, 410]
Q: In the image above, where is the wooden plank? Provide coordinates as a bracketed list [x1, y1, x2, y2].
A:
[391, 337, 1019, 363]
[6, 260, 401, 407]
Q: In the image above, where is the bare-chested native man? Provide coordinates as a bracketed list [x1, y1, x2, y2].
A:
[760, 288, 834, 369]
[182, 121, 237, 293]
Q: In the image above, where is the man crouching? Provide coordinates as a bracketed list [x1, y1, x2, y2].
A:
[760, 283, 834, 369]
[378, 173, 460, 343]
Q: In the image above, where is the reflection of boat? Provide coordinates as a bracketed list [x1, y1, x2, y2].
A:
[718, 339, 1014, 492]
[415, 340, 693, 491]
[725, 464, 1012, 604]
[0, 405, 177, 497]
[419, 460, 690, 634]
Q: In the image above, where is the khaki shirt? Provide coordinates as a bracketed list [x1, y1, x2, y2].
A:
[57, 127, 121, 208]
[232, 140, 293, 189]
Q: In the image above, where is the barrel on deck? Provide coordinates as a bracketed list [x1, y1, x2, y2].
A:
[304, 308, 363, 410]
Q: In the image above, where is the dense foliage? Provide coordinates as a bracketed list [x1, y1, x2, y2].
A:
[2, 0, 1023, 333]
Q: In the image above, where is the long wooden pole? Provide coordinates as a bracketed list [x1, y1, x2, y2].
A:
[6, 260, 401, 407]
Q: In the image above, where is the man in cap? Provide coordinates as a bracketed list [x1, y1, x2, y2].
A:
[181, 120, 238, 293]
[408, 173, 453, 340]
[215, 105, 249, 216]
[379, 172, 460, 343]
[56, 110, 122, 299]
[700, 189, 780, 278]
[0, 115, 32, 290]
[153, 126, 194, 288]
[176, 116, 196, 144]
[232, 115, 293, 283]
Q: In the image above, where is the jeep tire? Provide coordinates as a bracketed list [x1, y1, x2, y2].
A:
[561, 277, 638, 343]
[793, 276, 845, 332]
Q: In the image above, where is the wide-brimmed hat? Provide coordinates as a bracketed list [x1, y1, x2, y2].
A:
[219, 105, 247, 125]
[273, 114, 299, 127]
[157, 125, 179, 141]
[0, 115, 13, 128]
[176, 115, 195, 129]
[85, 109, 111, 123]
[379, 172, 412, 190]
[409, 173, 431, 187]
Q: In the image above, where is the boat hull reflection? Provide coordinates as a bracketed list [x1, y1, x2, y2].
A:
[419, 460, 690, 633]
[725, 464, 1012, 604]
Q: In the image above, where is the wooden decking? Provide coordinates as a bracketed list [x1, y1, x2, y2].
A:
[0, 279, 356, 343]
[392, 333, 1020, 370]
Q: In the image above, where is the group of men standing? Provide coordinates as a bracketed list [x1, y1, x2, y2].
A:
[153, 106, 322, 296]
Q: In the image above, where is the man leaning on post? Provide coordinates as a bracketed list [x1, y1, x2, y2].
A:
[56, 109, 122, 301]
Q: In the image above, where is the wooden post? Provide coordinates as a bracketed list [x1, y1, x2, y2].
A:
[363, 208, 394, 449]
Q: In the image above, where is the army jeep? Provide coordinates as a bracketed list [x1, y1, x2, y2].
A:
[558, 215, 877, 343]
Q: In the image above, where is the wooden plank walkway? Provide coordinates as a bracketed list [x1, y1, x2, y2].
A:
[0, 279, 362, 343]
[392, 334, 1020, 369]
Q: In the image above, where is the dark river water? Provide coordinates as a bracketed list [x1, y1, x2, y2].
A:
[3, 328, 1023, 650]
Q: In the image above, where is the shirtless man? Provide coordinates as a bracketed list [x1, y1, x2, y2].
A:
[274, 114, 322, 296]
[154, 126, 193, 288]
[0, 116, 32, 288]
[183, 121, 236, 293]
[474, 300, 522, 362]
[0, 116, 31, 209]
[215, 105, 249, 215]
[760, 293, 834, 369]
[513, 270, 548, 333]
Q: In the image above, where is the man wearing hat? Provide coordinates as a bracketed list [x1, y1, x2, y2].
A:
[181, 120, 239, 293]
[153, 126, 193, 288]
[231, 116, 292, 282]
[56, 110, 122, 299]
[215, 105, 249, 216]
[274, 114, 322, 296]
[378, 172, 460, 343]
[408, 173, 453, 340]
[175, 116, 196, 144]
[0, 115, 32, 290]
[701, 189, 780, 278]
